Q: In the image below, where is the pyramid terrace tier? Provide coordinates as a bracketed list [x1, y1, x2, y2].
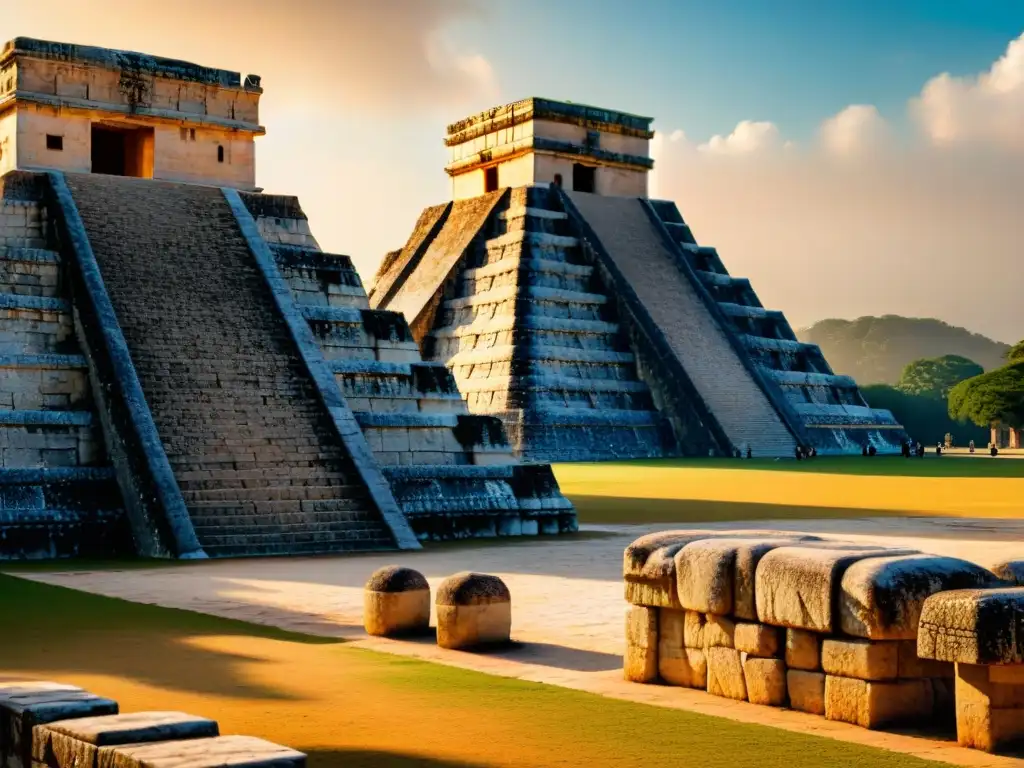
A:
[243, 192, 577, 540]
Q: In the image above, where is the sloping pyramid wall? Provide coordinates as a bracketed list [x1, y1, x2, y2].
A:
[238, 192, 577, 540]
[371, 186, 906, 459]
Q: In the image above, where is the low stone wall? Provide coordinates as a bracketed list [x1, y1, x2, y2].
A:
[0, 680, 305, 768]
[623, 530, 1023, 753]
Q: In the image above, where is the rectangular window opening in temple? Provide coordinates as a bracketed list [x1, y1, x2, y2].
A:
[90, 124, 154, 178]
[572, 163, 595, 193]
[218, 145, 225, 163]
[484, 166, 498, 193]
[45, 134, 63, 151]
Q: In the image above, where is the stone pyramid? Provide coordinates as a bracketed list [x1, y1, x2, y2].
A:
[371, 98, 906, 460]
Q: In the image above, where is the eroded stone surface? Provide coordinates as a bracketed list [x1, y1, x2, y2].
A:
[918, 588, 1024, 665]
[96, 735, 305, 768]
[954, 663, 1024, 752]
[734, 622, 781, 658]
[824, 676, 933, 730]
[703, 614, 736, 649]
[785, 629, 821, 671]
[364, 565, 430, 637]
[756, 546, 915, 633]
[37, 712, 218, 768]
[786, 670, 826, 715]
[624, 606, 658, 683]
[743, 657, 787, 706]
[706, 647, 747, 701]
[821, 638, 898, 681]
[839, 554, 998, 640]
[897, 641, 954, 679]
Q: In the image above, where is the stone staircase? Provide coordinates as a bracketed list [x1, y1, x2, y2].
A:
[649, 201, 905, 454]
[562, 191, 799, 459]
[0, 173, 128, 558]
[60, 174, 400, 556]
[241, 192, 576, 539]
[422, 187, 676, 461]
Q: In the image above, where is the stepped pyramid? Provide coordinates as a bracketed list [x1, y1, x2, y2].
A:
[371, 98, 906, 459]
[0, 39, 574, 559]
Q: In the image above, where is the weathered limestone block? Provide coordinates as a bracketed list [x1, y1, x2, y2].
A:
[917, 588, 1024, 666]
[991, 560, 1024, 586]
[897, 641, 954, 679]
[435, 572, 511, 650]
[625, 530, 817, 609]
[0, 684, 117, 768]
[94, 736, 305, 768]
[787, 670, 826, 715]
[785, 629, 821, 671]
[363, 566, 431, 637]
[683, 610, 707, 648]
[706, 647, 747, 701]
[625, 605, 658, 683]
[839, 554, 998, 640]
[755, 546, 916, 633]
[657, 610, 707, 688]
[821, 638, 898, 681]
[35, 712, 218, 768]
[954, 663, 1024, 752]
[824, 676, 933, 729]
[743, 656, 787, 706]
[735, 622, 781, 658]
[703, 614, 736, 649]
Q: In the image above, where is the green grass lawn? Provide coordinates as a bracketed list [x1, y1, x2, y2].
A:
[0, 574, 948, 768]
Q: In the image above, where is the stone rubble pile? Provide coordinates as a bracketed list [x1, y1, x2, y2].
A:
[0, 681, 304, 768]
[623, 530, 1024, 753]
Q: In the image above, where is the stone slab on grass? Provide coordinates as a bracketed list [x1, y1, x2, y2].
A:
[95, 736, 305, 768]
[824, 675, 933, 730]
[36, 712, 218, 768]
[0, 688, 117, 768]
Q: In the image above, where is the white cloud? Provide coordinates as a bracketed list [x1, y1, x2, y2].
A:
[912, 31, 1024, 149]
[699, 120, 782, 155]
[819, 105, 890, 157]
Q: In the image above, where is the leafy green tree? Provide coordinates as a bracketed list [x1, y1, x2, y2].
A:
[896, 355, 984, 399]
[948, 362, 1024, 428]
[861, 384, 988, 445]
[1007, 339, 1024, 363]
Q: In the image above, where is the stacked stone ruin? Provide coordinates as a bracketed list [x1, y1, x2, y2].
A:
[0, 38, 576, 559]
[371, 98, 907, 460]
[0, 680, 305, 768]
[622, 529, 1024, 753]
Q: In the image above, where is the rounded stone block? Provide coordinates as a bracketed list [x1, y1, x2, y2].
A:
[787, 670, 825, 715]
[743, 656, 787, 706]
[436, 572, 511, 650]
[991, 560, 1024, 586]
[363, 566, 431, 637]
[755, 545, 917, 633]
[917, 588, 1024, 665]
[839, 554, 998, 640]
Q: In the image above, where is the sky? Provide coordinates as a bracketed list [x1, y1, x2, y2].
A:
[5, 0, 1024, 342]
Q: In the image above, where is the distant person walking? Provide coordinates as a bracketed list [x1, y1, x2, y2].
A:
[969, 440, 976, 454]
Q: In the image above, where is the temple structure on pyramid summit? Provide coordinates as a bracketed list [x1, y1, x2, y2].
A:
[370, 97, 907, 462]
[0, 37, 576, 560]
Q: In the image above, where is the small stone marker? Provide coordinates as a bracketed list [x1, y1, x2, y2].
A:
[96, 735, 305, 768]
[35, 711, 219, 768]
[435, 572, 511, 650]
[0, 682, 118, 768]
[363, 566, 431, 637]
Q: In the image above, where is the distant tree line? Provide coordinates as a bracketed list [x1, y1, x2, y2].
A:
[948, 342, 1024, 433]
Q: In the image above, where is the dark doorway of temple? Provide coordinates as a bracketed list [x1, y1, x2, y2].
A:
[484, 166, 498, 193]
[91, 125, 155, 178]
[572, 163, 595, 193]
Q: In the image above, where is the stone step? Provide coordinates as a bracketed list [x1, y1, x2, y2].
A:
[768, 370, 857, 389]
[0, 199, 48, 249]
[430, 315, 620, 338]
[0, 410, 99, 470]
[485, 230, 578, 251]
[461, 257, 592, 282]
[443, 285, 609, 310]
[0, 353, 89, 411]
[718, 302, 780, 320]
[456, 374, 650, 394]
[446, 344, 634, 367]
[498, 206, 568, 222]
[182, 484, 366, 503]
[270, 244, 366, 308]
[0, 246, 61, 298]
[0, 294, 74, 354]
[187, 496, 369, 516]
